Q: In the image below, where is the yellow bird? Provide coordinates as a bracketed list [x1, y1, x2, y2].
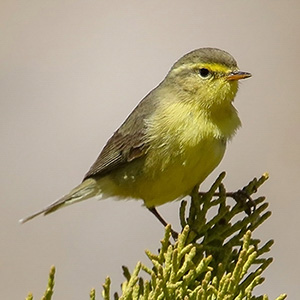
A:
[20, 48, 251, 226]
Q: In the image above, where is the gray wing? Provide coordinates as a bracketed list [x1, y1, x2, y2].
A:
[83, 130, 148, 179]
[83, 90, 159, 180]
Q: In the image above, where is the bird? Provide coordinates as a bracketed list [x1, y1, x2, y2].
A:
[20, 47, 251, 227]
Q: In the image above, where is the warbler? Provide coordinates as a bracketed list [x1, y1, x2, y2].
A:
[20, 48, 251, 225]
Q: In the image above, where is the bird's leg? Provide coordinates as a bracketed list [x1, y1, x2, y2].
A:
[148, 207, 178, 239]
[226, 189, 256, 215]
[199, 189, 256, 215]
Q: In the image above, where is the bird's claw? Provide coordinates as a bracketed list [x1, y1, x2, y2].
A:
[227, 189, 256, 215]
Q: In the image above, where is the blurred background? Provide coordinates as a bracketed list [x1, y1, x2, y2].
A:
[1, 1, 299, 299]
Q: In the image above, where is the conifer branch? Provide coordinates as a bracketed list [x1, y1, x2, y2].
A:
[24, 173, 287, 300]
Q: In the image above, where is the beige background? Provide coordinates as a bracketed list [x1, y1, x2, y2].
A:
[1, 1, 299, 299]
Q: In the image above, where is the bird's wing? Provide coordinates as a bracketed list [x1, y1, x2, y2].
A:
[83, 92, 159, 180]
[83, 130, 148, 180]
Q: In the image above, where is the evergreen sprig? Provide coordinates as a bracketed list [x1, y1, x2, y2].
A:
[24, 173, 287, 300]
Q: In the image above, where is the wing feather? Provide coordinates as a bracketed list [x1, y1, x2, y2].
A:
[83, 89, 160, 180]
[83, 131, 147, 179]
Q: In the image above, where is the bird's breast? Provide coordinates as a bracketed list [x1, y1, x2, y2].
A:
[102, 98, 239, 207]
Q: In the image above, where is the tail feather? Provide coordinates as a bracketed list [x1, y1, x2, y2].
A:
[19, 178, 99, 224]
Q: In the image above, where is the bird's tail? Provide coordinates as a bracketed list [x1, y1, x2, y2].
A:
[19, 178, 100, 223]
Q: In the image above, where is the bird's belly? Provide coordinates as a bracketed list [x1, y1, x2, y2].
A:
[104, 139, 226, 207]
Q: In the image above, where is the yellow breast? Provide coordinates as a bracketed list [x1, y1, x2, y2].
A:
[102, 96, 240, 207]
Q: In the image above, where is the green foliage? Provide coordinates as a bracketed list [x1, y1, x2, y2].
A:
[25, 266, 55, 300]
[24, 173, 287, 300]
[107, 228, 285, 300]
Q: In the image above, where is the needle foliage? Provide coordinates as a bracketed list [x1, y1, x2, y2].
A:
[25, 173, 286, 300]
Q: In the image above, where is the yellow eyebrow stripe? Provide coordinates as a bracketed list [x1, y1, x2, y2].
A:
[172, 62, 233, 76]
[193, 63, 232, 73]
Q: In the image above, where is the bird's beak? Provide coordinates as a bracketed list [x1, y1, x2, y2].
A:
[226, 71, 252, 81]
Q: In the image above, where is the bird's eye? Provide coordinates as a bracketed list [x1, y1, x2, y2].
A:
[199, 68, 211, 78]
